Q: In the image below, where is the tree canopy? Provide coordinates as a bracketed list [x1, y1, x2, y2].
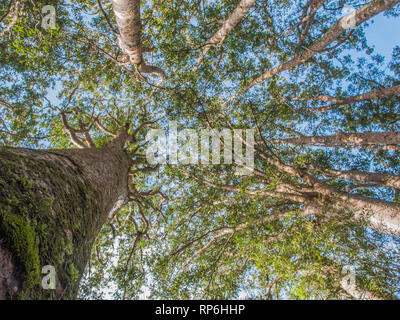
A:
[1, 0, 399, 299]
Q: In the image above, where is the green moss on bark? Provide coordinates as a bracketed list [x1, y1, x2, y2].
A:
[0, 213, 40, 296]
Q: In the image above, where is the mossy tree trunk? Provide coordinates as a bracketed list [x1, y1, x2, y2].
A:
[0, 145, 130, 299]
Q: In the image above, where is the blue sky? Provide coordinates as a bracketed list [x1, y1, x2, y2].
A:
[364, 12, 400, 60]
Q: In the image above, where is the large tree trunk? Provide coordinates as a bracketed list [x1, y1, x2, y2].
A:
[0, 145, 130, 299]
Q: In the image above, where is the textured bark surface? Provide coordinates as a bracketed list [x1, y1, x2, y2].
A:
[299, 266, 385, 299]
[193, 0, 258, 71]
[112, 0, 142, 65]
[341, 193, 400, 236]
[0, 146, 130, 299]
[241, 0, 400, 94]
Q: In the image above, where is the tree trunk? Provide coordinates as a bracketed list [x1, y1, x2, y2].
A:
[0, 145, 130, 299]
[304, 181, 400, 236]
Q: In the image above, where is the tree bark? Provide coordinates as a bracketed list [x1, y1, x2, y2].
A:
[337, 193, 400, 236]
[267, 131, 400, 150]
[341, 282, 383, 300]
[292, 84, 400, 112]
[0, 145, 130, 299]
[193, 0, 258, 71]
[298, 266, 384, 300]
[317, 167, 400, 189]
[111, 0, 165, 78]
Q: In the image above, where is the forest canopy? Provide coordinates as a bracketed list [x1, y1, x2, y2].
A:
[0, 0, 399, 300]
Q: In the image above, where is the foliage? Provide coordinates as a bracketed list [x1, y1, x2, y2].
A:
[1, 0, 399, 299]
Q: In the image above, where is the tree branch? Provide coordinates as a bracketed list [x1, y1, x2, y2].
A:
[193, 0, 257, 71]
[231, 0, 400, 100]
[292, 84, 400, 112]
[111, 0, 166, 79]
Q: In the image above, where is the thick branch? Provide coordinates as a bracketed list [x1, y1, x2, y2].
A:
[293, 84, 400, 112]
[111, 0, 166, 79]
[61, 112, 87, 149]
[266, 131, 400, 150]
[0, 0, 21, 37]
[0, 98, 14, 111]
[315, 167, 400, 189]
[107, 122, 130, 149]
[235, 0, 400, 98]
[303, 177, 400, 236]
[183, 211, 292, 267]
